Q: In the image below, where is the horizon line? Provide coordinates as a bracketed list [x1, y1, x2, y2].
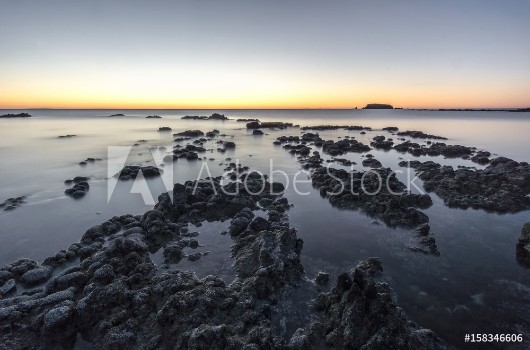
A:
[1, 106, 529, 111]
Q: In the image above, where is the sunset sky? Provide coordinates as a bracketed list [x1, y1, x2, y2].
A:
[1, 0, 529, 109]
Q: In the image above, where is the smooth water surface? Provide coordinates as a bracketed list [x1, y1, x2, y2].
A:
[1, 109, 529, 348]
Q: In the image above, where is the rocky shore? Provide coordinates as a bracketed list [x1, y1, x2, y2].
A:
[0, 170, 446, 348]
[399, 157, 530, 212]
[3, 120, 529, 349]
[274, 131, 439, 255]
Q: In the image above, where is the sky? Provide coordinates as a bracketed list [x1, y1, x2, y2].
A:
[0, 0, 529, 109]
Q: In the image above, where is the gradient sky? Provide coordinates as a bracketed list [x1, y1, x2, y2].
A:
[1, 0, 529, 109]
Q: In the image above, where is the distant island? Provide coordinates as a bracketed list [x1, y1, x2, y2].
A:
[0, 112, 32, 118]
[363, 103, 394, 109]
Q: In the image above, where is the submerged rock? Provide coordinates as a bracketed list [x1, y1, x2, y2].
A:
[310, 166, 437, 253]
[0, 196, 26, 211]
[517, 222, 530, 268]
[315, 271, 330, 286]
[307, 259, 448, 349]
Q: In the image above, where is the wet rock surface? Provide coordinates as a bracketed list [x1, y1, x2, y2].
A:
[0, 169, 445, 348]
[400, 157, 530, 212]
[311, 167, 433, 230]
[371, 135, 394, 150]
[362, 158, 383, 168]
[115, 166, 163, 180]
[273, 133, 438, 254]
[174, 130, 205, 138]
[246, 121, 293, 129]
[393, 141, 475, 159]
[394, 130, 447, 140]
[64, 180, 90, 199]
[306, 258, 449, 349]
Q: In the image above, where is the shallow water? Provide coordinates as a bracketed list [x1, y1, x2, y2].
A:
[1, 109, 529, 348]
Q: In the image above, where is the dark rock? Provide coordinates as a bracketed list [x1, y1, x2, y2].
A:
[0, 279, 16, 297]
[115, 166, 162, 180]
[246, 121, 293, 129]
[308, 259, 447, 349]
[362, 158, 383, 168]
[322, 139, 371, 156]
[20, 266, 52, 287]
[0, 196, 26, 211]
[371, 135, 394, 149]
[187, 252, 202, 261]
[43, 303, 74, 333]
[0, 112, 32, 118]
[163, 243, 185, 263]
[401, 158, 530, 213]
[224, 141, 236, 149]
[173, 130, 205, 138]
[301, 125, 371, 131]
[396, 130, 447, 140]
[315, 271, 329, 286]
[311, 167, 435, 251]
[65, 181, 89, 199]
[182, 113, 228, 120]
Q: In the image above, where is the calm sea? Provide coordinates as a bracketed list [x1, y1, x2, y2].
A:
[1, 109, 529, 347]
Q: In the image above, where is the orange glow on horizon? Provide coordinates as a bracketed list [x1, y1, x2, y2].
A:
[1, 95, 528, 110]
[1, 70, 529, 110]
